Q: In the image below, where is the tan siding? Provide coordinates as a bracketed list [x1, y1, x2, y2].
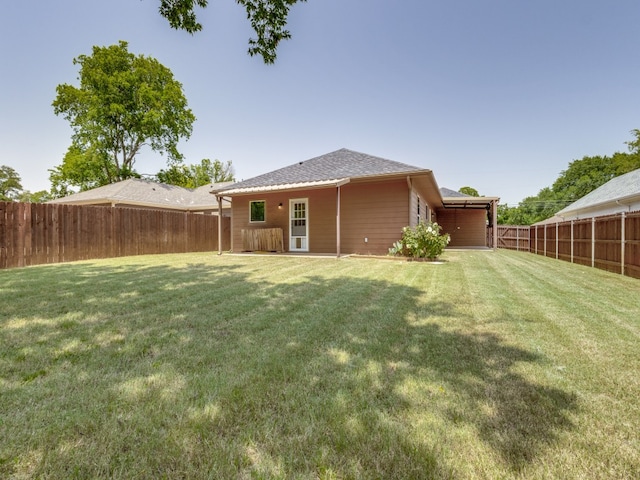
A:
[307, 189, 337, 253]
[341, 180, 409, 255]
[409, 191, 430, 226]
[230, 190, 337, 252]
[229, 178, 435, 255]
[437, 208, 487, 247]
[231, 193, 290, 251]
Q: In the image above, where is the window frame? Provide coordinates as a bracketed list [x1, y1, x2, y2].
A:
[249, 200, 266, 223]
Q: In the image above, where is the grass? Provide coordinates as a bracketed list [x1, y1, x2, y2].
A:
[0, 249, 638, 479]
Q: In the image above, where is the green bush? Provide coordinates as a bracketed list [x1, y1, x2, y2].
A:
[389, 221, 451, 260]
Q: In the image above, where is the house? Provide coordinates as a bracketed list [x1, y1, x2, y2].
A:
[539, 168, 640, 223]
[212, 149, 499, 255]
[48, 178, 231, 215]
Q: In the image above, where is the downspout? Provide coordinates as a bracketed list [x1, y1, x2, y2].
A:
[406, 176, 413, 226]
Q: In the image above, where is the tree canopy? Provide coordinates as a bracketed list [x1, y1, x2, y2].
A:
[0, 165, 23, 201]
[498, 131, 640, 225]
[52, 41, 195, 194]
[459, 186, 479, 197]
[0, 165, 51, 203]
[158, 0, 307, 64]
[156, 158, 235, 188]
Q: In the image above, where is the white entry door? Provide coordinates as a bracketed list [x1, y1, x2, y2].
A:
[289, 198, 308, 252]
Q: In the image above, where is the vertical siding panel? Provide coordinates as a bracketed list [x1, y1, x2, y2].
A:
[437, 209, 487, 247]
[341, 180, 409, 255]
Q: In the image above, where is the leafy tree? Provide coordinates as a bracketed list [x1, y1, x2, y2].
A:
[626, 128, 640, 154]
[498, 188, 568, 225]
[551, 150, 640, 206]
[459, 186, 479, 197]
[159, 0, 307, 64]
[48, 144, 134, 198]
[156, 158, 235, 188]
[18, 190, 52, 203]
[499, 130, 640, 225]
[52, 41, 195, 193]
[0, 165, 23, 201]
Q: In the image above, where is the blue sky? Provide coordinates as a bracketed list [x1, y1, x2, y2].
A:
[1, 0, 639, 205]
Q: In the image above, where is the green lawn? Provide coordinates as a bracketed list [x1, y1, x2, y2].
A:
[0, 250, 638, 479]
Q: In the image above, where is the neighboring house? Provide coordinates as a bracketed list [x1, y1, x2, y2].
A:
[48, 178, 231, 215]
[536, 168, 640, 225]
[212, 149, 499, 255]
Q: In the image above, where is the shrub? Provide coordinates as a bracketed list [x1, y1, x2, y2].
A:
[389, 221, 451, 260]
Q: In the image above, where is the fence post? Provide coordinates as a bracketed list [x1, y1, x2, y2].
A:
[535, 226, 538, 255]
[621, 212, 626, 276]
[570, 219, 574, 263]
[544, 224, 547, 257]
[555, 222, 559, 259]
[591, 217, 596, 268]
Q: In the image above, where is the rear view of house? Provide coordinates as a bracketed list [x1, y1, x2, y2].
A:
[212, 149, 499, 255]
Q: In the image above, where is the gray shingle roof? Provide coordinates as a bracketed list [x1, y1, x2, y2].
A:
[48, 178, 226, 211]
[557, 168, 640, 215]
[216, 149, 427, 193]
[440, 187, 471, 198]
[194, 181, 235, 194]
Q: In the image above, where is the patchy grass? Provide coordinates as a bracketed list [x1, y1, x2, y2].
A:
[0, 250, 638, 479]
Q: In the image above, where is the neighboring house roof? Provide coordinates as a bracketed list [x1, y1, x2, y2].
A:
[555, 168, 640, 217]
[195, 181, 235, 195]
[440, 187, 470, 198]
[48, 178, 229, 212]
[532, 168, 640, 225]
[213, 148, 435, 195]
[440, 187, 500, 208]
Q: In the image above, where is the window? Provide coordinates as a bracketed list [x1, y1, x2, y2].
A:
[250, 200, 266, 222]
[417, 196, 421, 224]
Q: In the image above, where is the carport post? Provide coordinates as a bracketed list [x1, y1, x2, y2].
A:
[217, 195, 223, 255]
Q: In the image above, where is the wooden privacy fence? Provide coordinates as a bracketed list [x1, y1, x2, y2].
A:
[492, 225, 531, 251]
[0, 202, 231, 269]
[529, 211, 640, 279]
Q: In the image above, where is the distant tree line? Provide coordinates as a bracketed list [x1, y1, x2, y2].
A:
[498, 130, 640, 225]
